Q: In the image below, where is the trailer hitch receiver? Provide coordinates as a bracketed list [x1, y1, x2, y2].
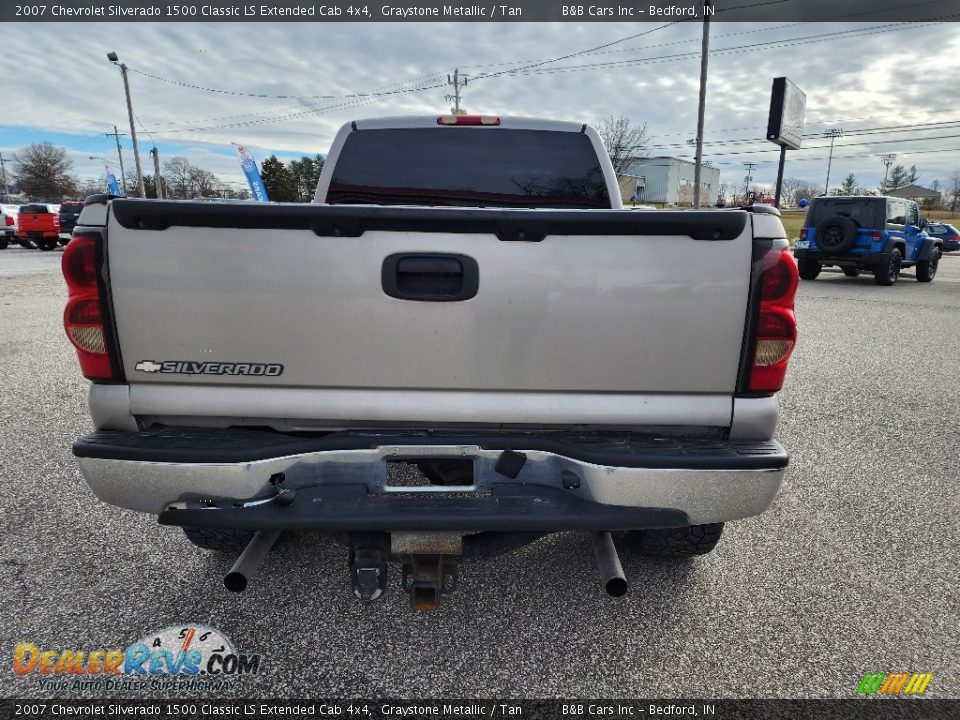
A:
[393, 532, 462, 611]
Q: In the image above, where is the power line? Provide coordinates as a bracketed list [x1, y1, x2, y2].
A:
[478, 19, 955, 80]
[128, 67, 446, 101]
[648, 118, 960, 151]
[699, 131, 960, 158]
[142, 81, 444, 134]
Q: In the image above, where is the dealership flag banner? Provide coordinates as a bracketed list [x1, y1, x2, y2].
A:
[232, 143, 269, 202]
[103, 162, 123, 197]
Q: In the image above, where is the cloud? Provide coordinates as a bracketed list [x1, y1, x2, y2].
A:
[1, 20, 958, 190]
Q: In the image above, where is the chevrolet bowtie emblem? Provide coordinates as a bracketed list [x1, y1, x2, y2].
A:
[135, 361, 163, 373]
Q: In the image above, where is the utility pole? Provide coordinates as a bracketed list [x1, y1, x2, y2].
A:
[692, 0, 711, 209]
[881, 153, 896, 193]
[743, 162, 756, 201]
[445, 68, 468, 115]
[0, 152, 10, 200]
[823, 127, 843, 195]
[149, 147, 164, 199]
[105, 125, 128, 195]
[107, 51, 146, 198]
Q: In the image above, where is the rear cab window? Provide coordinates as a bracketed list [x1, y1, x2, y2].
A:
[60, 202, 84, 214]
[327, 128, 611, 208]
[804, 197, 884, 230]
[19, 204, 51, 214]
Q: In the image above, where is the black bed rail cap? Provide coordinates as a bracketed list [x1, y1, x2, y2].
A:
[109, 200, 749, 242]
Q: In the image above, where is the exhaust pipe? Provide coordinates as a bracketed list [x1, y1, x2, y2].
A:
[592, 532, 628, 598]
[224, 530, 281, 592]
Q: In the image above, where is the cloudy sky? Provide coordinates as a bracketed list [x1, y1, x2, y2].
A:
[2, 16, 959, 196]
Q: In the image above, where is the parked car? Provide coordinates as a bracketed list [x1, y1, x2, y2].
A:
[65, 115, 799, 610]
[0, 211, 15, 249]
[793, 196, 943, 285]
[924, 222, 959, 252]
[58, 201, 85, 244]
[15, 204, 61, 251]
[1, 204, 19, 247]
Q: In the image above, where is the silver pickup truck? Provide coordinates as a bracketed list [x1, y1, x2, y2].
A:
[64, 115, 799, 610]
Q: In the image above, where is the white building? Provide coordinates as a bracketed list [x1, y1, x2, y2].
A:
[618, 157, 721, 206]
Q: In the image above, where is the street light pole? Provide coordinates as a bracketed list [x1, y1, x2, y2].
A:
[823, 128, 843, 195]
[107, 125, 128, 194]
[107, 52, 146, 198]
[692, 0, 711, 209]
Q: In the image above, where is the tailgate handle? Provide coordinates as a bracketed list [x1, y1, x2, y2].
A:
[383, 253, 479, 302]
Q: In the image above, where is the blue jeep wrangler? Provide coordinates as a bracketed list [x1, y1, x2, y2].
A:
[793, 196, 942, 285]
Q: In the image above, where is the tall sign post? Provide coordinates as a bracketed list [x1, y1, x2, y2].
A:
[766, 77, 806, 208]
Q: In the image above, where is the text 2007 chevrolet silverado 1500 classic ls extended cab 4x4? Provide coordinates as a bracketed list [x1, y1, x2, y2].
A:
[65, 115, 798, 610]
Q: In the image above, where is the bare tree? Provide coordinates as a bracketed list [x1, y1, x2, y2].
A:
[12, 142, 77, 200]
[946, 170, 960, 213]
[162, 157, 192, 199]
[597, 115, 649, 177]
[187, 167, 218, 197]
[780, 178, 821, 206]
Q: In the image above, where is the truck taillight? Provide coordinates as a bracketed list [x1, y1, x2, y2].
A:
[798, 228, 807, 240]
[437, 115, 501, 126]
[62, 232, 118, 381]
[4, 215, 12, 226]
[748, 248, 798, 393]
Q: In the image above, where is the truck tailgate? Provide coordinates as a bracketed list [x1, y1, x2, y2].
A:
[105, 202, 752, 411]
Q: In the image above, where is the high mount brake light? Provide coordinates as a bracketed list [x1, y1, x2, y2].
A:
[62, 232, 117, 381]
[437, 115, 501, 126]
[748, 248, 798, 393]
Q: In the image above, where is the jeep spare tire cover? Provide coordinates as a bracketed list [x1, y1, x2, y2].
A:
[816, 216, 858, 253]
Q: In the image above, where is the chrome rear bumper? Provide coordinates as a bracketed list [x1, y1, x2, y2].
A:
[75, 428, 787, 527]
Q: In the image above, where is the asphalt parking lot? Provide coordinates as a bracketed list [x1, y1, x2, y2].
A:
[0, 245, 957, 699]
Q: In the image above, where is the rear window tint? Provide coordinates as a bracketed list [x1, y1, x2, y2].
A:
[805, 198, 884, 229]
[327, 127, 611, 209]
[19, 205, 50, 214]
[60, 202, 84, 213]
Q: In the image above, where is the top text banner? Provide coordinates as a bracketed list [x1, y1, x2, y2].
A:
[4, 0, 958, 22]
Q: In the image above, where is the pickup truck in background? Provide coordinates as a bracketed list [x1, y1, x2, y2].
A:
[16, 203, 60, 250]
[65, 115, 799, 611]
[58, 200, 85, 244]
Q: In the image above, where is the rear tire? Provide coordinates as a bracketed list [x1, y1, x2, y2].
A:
[842, 267, 861, 277]
[797, 258, 821, 280]
[0, 239, 7, 249]
[874, 248, 901, 286]
[182, 526, 255, 553]
[916, 248, 940, 282]
[37, 239, 57, 251]
[618, 523, 724, 558]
